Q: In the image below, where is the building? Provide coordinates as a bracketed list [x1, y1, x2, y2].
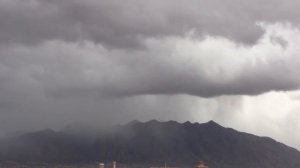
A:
[99, 163, 105, 168]
[149, 161, 179, 168]
[195, 161, 208, 168]
[99, 161, 117, 168]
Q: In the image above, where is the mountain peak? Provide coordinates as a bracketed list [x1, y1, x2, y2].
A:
[146, 119, 160, 124]
[197, 120, 224, 130]
[183, 121, 192, 125]
[127, 120, 141, 125]
[206, 120, 219, 125]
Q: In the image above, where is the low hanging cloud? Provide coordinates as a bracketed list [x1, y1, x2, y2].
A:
[1, 0, 300, 98]
[1, 22, 299, 99]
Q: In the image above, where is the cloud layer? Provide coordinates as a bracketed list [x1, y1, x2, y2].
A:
[1, 0, 300, 47]
[2, 23, 299, 99]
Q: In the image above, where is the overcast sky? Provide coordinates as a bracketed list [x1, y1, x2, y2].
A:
[1, 0, 300, 149]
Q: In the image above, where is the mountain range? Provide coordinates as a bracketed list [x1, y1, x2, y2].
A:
[1, 120, 300, 168]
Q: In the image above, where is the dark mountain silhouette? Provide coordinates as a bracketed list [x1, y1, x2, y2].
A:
[1, 120, 300, 168]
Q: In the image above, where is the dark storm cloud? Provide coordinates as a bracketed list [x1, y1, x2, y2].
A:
[1, 25, 300, 99]
[1, 0, 300, 100]
[1, 0, 300, 48]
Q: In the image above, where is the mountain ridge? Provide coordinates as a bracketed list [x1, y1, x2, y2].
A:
[0, 120, 300, 168]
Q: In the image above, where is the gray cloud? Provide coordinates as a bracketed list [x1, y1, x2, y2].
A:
[1, 25, 300, 100]
[1, 0, 300, 48]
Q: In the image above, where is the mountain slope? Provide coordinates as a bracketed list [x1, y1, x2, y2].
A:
[0, 120, 300, 168]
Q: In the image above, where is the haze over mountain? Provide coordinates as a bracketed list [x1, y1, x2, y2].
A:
[1, 120, 300, 168]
